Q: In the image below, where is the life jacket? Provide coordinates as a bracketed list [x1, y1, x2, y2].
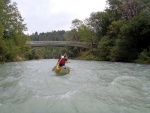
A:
[58, 58, 65, 66]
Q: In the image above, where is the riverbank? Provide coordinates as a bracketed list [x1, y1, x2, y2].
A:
[1, 52, 150, 65]
[73, 51, 96, 60]
[74, 51, 150, 64]
[0, 56, 26, 63]
[12, 56, 26, 62]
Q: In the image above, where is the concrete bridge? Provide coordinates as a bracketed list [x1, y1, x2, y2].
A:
[26, 41, 93, 48]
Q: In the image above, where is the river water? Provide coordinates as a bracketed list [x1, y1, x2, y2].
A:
[0, 59, 150, 113]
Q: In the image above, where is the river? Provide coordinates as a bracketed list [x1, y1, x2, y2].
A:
[0, 59, 150, 113]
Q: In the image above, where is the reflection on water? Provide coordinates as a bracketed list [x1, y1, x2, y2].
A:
[0, 59, 150, 113]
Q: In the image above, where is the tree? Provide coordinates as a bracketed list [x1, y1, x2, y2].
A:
[0, 0, 30, 62]
[96, 36, 114, 61]
[0, 21, 7, 62]
[71, 19, 83, 30]
[106, 0, 123, 20]
[89, 11, 112, 42]
[122, 0, 148, 20]
[94, 0, 150, 63]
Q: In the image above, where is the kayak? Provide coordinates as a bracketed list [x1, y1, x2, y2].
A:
[54, 65, 70, 74]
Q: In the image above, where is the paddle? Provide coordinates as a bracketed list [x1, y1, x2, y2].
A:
[52, 57, 62, 71]
[52, 65, 56, 71]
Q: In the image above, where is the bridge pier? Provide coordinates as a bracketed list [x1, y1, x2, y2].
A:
[92, 43, 97, 51]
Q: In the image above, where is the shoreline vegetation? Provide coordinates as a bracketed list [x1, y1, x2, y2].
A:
[12, 56, 26, 62]
[0, 0, 150, 64]
[1, 50, 149, 65]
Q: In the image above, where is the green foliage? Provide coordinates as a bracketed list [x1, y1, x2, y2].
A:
[43, 48, 68, 59]
[110, 38, 138, 62]
[29, 30, 65, 41]
[89, 11, 112, 41]
[96, 36, 114, 61]
[89, 0, 150, 64]
[63, 30, 78, 41]
[108, 19, 126, 38]
[135, 47, 150, 64]
[76, 50, 95, 60]
[0, 0, 30, 62]
[119, 10, 150, 52]
[106, 0, 123, 20]
[71, 19, 83, 30]
[0, 23, 7, 62]
[78, 24, 92, 42]
[32, 48, 45, 59]
[4, 39, 22, 61]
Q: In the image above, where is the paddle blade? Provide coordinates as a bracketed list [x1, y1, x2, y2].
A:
[52, 66, 56, 71]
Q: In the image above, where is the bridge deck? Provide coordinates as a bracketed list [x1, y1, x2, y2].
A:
[26, 41, 92, 48]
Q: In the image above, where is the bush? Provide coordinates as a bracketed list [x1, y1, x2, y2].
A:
[96, 36, 114, 61]
[135, 48, 150, 64]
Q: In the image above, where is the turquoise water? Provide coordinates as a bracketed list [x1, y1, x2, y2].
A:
[0, 59, 150, 113]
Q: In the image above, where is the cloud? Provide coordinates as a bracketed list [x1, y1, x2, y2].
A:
[13, 0, 107, 34]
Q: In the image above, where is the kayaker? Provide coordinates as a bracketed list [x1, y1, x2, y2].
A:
[58, 56, 65, 67]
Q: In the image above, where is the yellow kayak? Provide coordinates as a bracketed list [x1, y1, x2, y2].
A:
[55, 65, 70, 74]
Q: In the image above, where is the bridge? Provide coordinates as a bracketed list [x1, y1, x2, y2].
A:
[25, 41, 93, 48]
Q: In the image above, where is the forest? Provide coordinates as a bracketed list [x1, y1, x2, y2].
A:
[0, 0, 150, 64]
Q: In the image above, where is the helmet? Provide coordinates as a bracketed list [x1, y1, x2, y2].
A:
[61, 56, 64, 59]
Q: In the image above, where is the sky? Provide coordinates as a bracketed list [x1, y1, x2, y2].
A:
[12, 0, 107, 35]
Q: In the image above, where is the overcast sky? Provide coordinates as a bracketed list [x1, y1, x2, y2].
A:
[12, 0, 107, 34]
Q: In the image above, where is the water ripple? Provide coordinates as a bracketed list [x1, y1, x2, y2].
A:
[0, 60, 150, 113]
